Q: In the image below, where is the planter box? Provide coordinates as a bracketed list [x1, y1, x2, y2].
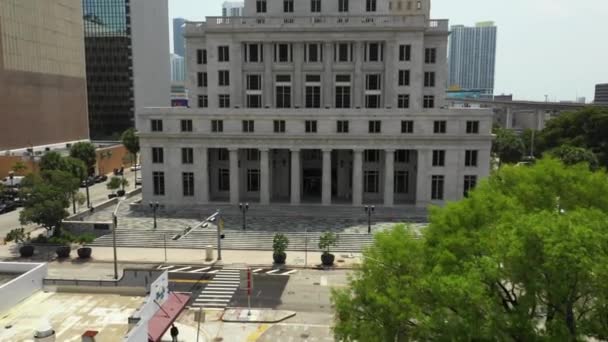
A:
[56, 246, 71, 259]
[19, 245, 34, 258]
[321, 253, 335, 266]
[273, 252, 287, 264]
[77, 247, 92, 259]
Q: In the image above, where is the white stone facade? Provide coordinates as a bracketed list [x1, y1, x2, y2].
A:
[138, 0, 493, 209]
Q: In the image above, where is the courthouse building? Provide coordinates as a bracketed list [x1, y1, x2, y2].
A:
[138, 0, 493, 208]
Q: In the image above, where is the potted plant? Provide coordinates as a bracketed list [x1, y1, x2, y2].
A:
[50, 231, 74, 259]
[272, 233, 289, 264]
[76, 233, 95, 259]
[107, 177, 129, 198]
[318, 232, 338, 266]
[5, 228, 33, 257]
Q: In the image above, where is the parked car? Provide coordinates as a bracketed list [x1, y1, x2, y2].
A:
[0, 201, 17, 214]
[94, 174, 108, 183]
[80, 176, 95, 187]
[130, 164, 141, 171]
[113, 167, 124, 176]
[1, 176, 24, 187]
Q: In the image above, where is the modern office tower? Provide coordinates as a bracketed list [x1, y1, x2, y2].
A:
[595, 84, 608, 104]
[222, 1, 245, 17]
[83, 0, 170, 140]
[173, 17, 186, 57]
[448, 21, 497, 95]
[138, 0, 493, 209]
[0, 0, 89, 150]
[171, 54, 186, 83]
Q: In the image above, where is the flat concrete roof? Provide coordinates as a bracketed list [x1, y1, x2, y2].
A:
[0, 291, 143, 341]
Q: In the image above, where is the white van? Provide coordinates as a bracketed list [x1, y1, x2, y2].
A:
[2, 176, 24, 187]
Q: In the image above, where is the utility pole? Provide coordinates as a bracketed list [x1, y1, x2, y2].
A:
[365, 205, 375, 234]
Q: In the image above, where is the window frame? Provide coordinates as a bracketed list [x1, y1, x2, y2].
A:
[182, 147, 194, 164]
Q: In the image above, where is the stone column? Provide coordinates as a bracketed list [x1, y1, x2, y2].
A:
[354, 41, 363, 108]
[415, 149, 430, 208]
[505, 107, 513, 129]
[384, 149, 395, 207]
[260, 148, 270, 205]
[352, 149, 363, 206]
[293, 43, 304, 108]
[199, 147, 209, 203]
[383, 41, 395, 108]
[231, 42, 243, 107]
[229, 148, 239, 204]
[264, 43, 273, 107]
[290, 149, 301, 205]
[323, 42, 333, 108]
[322, 149, 332, 205]
[536, 109, 545, 130]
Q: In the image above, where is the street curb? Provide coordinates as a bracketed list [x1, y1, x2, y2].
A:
[221, 308, 296, 323]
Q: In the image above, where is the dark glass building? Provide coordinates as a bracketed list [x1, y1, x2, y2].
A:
[83, 0, 134, 140]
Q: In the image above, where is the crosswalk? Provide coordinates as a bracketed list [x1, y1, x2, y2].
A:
[191, 268, 241, 309]
[158, 264, 297, 276]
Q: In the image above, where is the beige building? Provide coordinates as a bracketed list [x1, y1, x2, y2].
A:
[0, 0, 89, 150]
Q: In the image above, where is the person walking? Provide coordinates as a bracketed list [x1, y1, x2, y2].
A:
[170, 324, 179, 342]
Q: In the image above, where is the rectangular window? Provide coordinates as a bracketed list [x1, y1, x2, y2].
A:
[182, 147, 194, 164]
[202, 49, 207, 64]
[305, 86, 321, 108]
[246, 149, 259, 161]
[366, 74, 381, 90]
[247, 169, 260, 192]
[198, 95, 208, 108]
[311, 0, 321, 12]
[219, 168, 230, 191]
[399, 44, 411, 61]
[424, 72, 436, 87]
[284, 0, 294, 12]
[218, 149, 229, 161]
[364, 150, 380, 163]
[466, 121, 480, 134]
[395, 150, 411, 163]
[211, 120, 223, 132]
[274, 120, 286, 133]
[182, 172, 194, 197]
[305, 120, 318, 133]
[305, 44, 323, 62]
[246, 95, 262, 108]
[431, 175, 444, 200]
[245, 43, 262, 63]
[153, 172, 165, 196]
[242, 120, 255, 133]
[335, 43, 353, 62]
[432, 150, 445, 167]
[337, 120, 349, 133]
[401, 120, 414, 133]
[151, 119, 163, 132]
[152, 147, 164, 164]
[196, 49, 203, 64]
[218, 70, 230, 86]
[181, 120, 193, 132]
[218, 46, 230, 62]
[368, 120, 381, 133]
[366, 0, 377, 12]
[256, 0, 267, 13]
[434, 120, 446, 133]
[365, 95, 381, 108]
[274, 43, 292, 62]
[364, 171, 379, 193]
[424, 95, 435, 109]
[276, 86, 291, 108]
[335, 86, 351, 108]
[398, 94, 410, 108]
[399, 70, 410, 86]
[465, 150, 478, 167]
[338, 0, 349, 12]
[464, 175, 477, 197]
[197, 72, 204, 87]
[394, 170, 409, 194]
[425, 48, 437, 64]
[219, 94, 230, 108]
[366, 42, 382, 62]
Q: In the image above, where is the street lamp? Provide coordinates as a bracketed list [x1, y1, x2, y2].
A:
[149, 202, 160, 229]
[8, 171, 14, 188]
[239, 203, 249, 230]
[364, 205, 375, 234]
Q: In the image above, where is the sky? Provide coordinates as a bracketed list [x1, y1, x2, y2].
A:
[168, 0, 608, 102]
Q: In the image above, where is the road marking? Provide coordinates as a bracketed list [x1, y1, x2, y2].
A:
[252, 268, 263, 273]
[169, 279, 210, 284]
[320, 276, 327, 286]
[189, 267, 211, 273]
[207, 269, 219, 274]
[198, 294, 233, 298]
[282, 269, 298, 275]
[170, 266, 192, 273]
[246, 324, 270, 342]
[158, 265, 174, 270]
[265, 269, 280, 274]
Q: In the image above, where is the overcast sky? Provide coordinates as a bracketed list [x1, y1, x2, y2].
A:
[168, 0, 608, 102]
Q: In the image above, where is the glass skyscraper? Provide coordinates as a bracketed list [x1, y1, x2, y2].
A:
[448, 22, 497, 95]
[173, 18, 186, 57]
[83, 0, 134, 140]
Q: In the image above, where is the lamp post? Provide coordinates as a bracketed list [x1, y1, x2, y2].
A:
[364, 205, 375, 234]
[239, 202, 249, 230]
[112, 198, 125, 280]
[8, 171, 14, 188]
[150, 202, 160, 229]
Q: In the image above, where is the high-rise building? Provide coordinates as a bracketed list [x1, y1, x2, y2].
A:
[595, 84, 608, 104]
[222, 1, 244, 17]
[173, 18, 186, 57]
[0, 0, 89, 150]
[138, 0, 493, 209]
[171, 54, 186, 82]
[83, 0, 170, 140]
[448, 21, 497, 95]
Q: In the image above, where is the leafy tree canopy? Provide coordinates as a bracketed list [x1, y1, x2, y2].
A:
[69, 141, 97, 171]
[121, 128, 140, 155]
[548, 144, 599, 170]
[492, 127, 526, 164]
[332, 158, 608, 341]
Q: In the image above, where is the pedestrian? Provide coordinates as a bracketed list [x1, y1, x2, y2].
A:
[170, 324, 179, 342]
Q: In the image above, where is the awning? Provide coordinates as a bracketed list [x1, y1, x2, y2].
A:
[147, 292, 190, 342]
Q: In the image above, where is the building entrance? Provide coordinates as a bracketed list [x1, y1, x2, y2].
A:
[302, 169, 321, 199]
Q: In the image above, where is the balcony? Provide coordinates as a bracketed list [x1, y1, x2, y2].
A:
[185, 15, 448, 34]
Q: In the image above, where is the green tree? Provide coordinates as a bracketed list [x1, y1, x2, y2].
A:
[106, 176, 129, 194]
[332, 158, 608, 341]
[548, 144, 599, 170]
[70, 141, 97, 207]
[492, 127, 526, 164]
[11, 161, 27, 175]
[19, 170, 79, 237]
[121, 128, 140, 187]
[538, 107, 608, 167]
[39, 151, 64, 172]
